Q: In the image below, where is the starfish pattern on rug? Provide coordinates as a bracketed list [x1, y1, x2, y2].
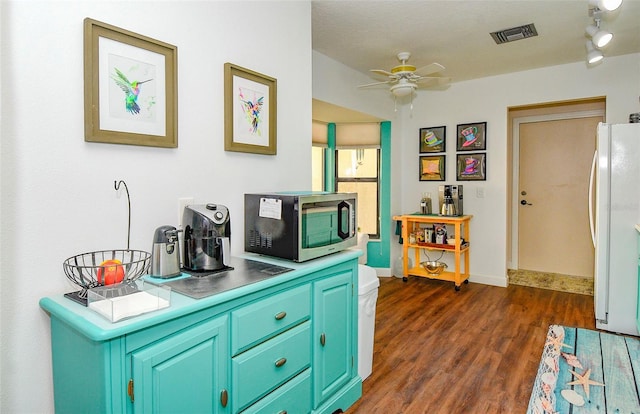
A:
[545, 333, 572, 354]
[567, 368, 605, 398]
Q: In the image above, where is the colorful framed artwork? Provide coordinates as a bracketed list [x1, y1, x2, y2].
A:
[419, 155, 446, 181]
[456, 122, 487, 151]
[224, 63, 277, 155]
[456, 153, 486, 181]
[83, 18, 178, 148]
[419, 126, 446, 153]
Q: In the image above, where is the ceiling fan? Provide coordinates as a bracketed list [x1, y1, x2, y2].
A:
[358, 52, 450, 98]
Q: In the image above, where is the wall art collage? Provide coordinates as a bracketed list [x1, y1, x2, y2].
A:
[418, 122, 487, 181]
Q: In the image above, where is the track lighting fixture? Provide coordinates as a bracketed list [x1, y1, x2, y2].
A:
[586, 41, 604, 64]
[584, 0, 622, 64]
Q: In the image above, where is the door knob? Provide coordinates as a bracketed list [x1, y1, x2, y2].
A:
[520, 199, 532, 206]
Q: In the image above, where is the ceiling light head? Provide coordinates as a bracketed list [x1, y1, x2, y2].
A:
[586, 24, 613, 48]
[589, 0, 623, 11]
[586, 40, 604, 64]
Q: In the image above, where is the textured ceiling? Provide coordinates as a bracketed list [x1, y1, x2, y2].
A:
[312, 0, 640, 85]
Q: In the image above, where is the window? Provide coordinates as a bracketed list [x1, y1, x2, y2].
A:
[336, 148, 379, 238]
[311, 145, 325, 192]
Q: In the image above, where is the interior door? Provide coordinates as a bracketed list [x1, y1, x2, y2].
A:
[517, 116, 601, 278]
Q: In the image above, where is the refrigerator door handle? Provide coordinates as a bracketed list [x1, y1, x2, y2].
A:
[588, 150, 597, 247]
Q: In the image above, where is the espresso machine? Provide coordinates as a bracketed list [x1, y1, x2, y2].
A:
[438, 185, 463, 216]
[182, 203, 231, 273]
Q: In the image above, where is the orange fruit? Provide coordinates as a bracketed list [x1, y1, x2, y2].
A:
[97, 259, 125, 285]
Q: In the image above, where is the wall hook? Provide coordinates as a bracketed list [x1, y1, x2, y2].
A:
[114, 180, 131, 249]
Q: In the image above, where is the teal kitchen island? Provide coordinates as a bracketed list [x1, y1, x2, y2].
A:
[40, 251, 362, 414]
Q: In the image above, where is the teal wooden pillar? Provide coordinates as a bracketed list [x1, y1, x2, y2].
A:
[366, 121, 391, 268]
[325, 123, 336, 191]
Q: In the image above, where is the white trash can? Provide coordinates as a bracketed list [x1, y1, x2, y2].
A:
[357, 264, 379, 381]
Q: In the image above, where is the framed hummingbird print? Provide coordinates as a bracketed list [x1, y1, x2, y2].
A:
[224, 63, 277, 155]
[83, 18, 178, 148]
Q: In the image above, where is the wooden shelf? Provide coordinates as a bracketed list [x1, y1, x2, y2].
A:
[413, 242, 470, 251]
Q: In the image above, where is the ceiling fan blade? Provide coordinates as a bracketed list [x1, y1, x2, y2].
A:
[414, 62, 445, 76]
[370, 69, 395, 77]
[415, 76, 451, 85]
[358, 80, 393, 89]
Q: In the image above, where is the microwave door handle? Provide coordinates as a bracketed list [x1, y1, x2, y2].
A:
[337, 201, 352, 240]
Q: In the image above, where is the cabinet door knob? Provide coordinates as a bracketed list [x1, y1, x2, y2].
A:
[320, 333, 326, 346]
[275, 357, 287, 368]
[274, 311, 287, 320]
[220, 389, 228, 407]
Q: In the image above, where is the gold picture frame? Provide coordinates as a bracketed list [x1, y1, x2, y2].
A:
[84, 18, 178, 148]
[224, 63, 277, 155]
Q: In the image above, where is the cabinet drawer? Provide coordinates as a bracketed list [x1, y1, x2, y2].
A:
[232, 321, 311, 411]
[242, 369, 311, 414]
[231, 284, 310, 355]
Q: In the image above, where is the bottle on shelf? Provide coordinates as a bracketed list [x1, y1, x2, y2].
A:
[420, 192, 432, 215]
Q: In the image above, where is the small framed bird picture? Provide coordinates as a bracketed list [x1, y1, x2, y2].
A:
[83, 18, 178, 148]
[224, 63, 277, 155]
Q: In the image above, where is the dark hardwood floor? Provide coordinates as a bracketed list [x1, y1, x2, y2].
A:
[347, 276, 595, 413]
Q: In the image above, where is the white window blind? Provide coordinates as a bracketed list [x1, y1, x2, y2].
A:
[312, 121, 328, 145]
[336, 123, 380, 148]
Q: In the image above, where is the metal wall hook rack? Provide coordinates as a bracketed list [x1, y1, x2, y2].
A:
[114, 180, 131, 249]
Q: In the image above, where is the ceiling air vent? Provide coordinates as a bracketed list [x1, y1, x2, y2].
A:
[490, 23, 538, 44]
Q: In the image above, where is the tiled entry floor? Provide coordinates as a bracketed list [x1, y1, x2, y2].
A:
[508, 269, 594, 296]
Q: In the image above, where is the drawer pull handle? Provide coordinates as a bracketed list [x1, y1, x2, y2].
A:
[275, 311, 287, 320]
[275, 358, 287, 368]
[278, 411, 287, 414]
[220, 389, 228, 407]
[320, 333, 326, 346]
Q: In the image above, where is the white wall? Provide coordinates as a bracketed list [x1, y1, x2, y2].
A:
[0, 1, 311, 412]
[399, 53, 640, 287]
[312, 51, 402, 274]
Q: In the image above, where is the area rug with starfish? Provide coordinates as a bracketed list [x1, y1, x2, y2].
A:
[527, 325, 640, 413]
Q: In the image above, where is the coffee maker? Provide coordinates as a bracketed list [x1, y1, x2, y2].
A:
[438, 185, 463, 216]
[182, 203, 231, 272]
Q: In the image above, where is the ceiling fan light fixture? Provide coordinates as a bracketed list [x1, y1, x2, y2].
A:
[586, 23, 613, 48]
[390, 82, 417, 97]
[589, 0, 623, 11]
[586, 41, 604, 63]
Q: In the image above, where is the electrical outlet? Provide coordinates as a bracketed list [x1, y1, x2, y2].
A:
[476, 187, 484, 198]
[178, 197, 194, 225]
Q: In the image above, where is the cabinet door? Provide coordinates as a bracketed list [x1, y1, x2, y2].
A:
[313, 271, 354, 406]
[130, 315, 229, 414]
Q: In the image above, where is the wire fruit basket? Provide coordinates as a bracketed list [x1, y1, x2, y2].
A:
[63, 249, 151, 305]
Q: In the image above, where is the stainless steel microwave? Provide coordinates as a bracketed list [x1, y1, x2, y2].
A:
[244, 192, 357, 262]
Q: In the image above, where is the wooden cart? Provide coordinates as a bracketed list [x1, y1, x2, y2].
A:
[393, 214, 472, 290]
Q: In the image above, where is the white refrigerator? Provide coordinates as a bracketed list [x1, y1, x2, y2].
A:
[589, 122, 640, 336]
